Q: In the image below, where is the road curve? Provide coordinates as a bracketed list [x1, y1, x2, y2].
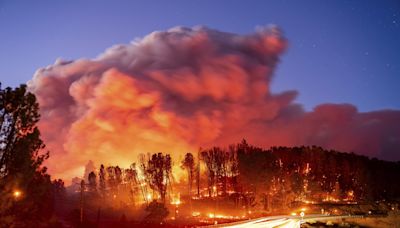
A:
[206, 214, 361, 228]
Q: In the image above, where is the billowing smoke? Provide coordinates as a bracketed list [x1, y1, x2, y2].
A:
[28, 26, 400, 181]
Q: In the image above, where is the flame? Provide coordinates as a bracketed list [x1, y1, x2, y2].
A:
[170, 192, 181, 205]
[13, 190, 22, 198]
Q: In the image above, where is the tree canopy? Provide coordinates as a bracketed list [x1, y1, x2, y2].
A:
[0, 84, 55, 227]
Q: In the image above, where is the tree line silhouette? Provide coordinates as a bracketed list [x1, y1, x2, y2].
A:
[83, 140, 400, 212]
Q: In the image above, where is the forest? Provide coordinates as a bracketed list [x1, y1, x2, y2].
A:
[80, 140, 400, 209]
[1, 84, 400, 227]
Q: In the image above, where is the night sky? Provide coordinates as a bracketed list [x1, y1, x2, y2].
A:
[0, 0, 399, 112]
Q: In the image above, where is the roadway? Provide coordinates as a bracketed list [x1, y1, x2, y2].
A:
[207, 214, 362, 228]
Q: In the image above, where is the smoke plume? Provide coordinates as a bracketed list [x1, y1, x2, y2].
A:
[28, 26, 400, 181]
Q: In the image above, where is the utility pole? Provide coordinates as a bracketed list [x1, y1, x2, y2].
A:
[80, 180, 85, 224]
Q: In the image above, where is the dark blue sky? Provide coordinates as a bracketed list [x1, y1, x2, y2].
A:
[0, 0, 399, 112]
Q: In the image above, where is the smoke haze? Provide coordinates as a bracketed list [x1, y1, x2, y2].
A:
[28, 26, 400, 182]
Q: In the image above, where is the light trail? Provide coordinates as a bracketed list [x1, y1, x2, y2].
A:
[208, 214, 358, 228]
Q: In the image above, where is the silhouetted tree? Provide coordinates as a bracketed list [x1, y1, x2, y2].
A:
[201, 148, 223, 197]
[88, 171, 97, 193]
[181, 152, 195, 197]
[52, 179, 66, 198]
[115, 166, 122, 186]
[99, 164, 106, 198]
[236, 140, 278, 194]
[106, 166, 117, 195]
[83, 160, 96, 183]
[146, 153, 172, 203]
[0, 84, 54, 226]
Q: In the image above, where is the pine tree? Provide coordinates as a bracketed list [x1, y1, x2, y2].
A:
[0, 84, 54, 226]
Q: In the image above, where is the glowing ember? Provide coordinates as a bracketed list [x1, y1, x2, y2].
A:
[13, 190, 22, 198]
[323, 196, 340, 202]
[192, 211, 200, 217]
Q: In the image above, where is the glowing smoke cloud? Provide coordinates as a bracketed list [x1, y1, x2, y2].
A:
[28, 26, 400, 181]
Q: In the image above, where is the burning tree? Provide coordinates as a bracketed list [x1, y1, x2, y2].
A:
[106, 166, 116, 194]
[201, 149, 217, 197]
[99, 164, 106, 198]
[83, 160, 96, 183]
[124, 163, 145, 204]
[88, 171, 97, 193]
[236, 140, 279, 210]
[114, 166, 122, 187]
[181, 152, 195, 197]
[201, 147, 232, 196]
[145, 153, 172, 203]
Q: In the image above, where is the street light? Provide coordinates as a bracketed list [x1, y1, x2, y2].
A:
[300, 211, 305, 224]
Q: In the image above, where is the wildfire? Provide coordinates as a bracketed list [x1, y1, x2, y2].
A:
[170, 193, 181, 205]
[146, 193, 152, 201]
[192, 211, 201, 217]
[303, 199, 316, 204]
[344, 190, 355, 201]
[323, 196, 340, 202]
